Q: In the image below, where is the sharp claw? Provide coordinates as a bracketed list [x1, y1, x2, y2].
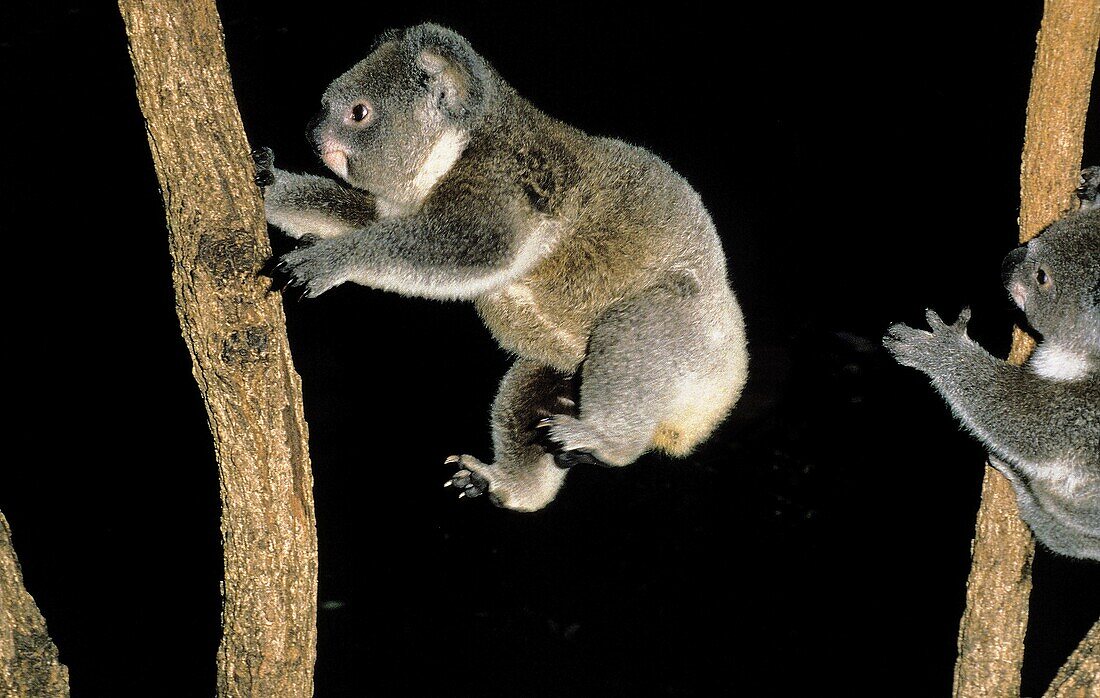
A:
[443, 480, 453, 488]
[259, 258, 279, 279]
[445, 455, 460, 464]
[536, 418, 554, 429]
[458, 491, 466, 499]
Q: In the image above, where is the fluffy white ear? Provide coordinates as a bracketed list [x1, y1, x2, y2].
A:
[405, 23, 493, 123]
[416, 49, 473, 117]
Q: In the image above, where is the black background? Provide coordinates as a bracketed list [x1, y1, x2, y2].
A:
[2, 2, 1098, 696]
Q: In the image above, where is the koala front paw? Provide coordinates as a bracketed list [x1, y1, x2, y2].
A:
[1077, 166, 1100, 210]
[262, 239, 348, 298]
[252, 147, 276, 187]
[444, 455, 499, 505]
[883, 307, 972, 373]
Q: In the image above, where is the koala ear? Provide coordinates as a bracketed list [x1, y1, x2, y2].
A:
[405, 24, 493, 124]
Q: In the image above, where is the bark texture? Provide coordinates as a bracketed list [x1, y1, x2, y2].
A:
[952, 2, 1100, 697]
[0, 512, 70, 697]
[1043, 619, 1100, 698]
[117, 1, 318, 695]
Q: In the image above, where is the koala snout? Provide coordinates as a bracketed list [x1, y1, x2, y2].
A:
[1001, 246, 1026, 287]
[320, 139, 350, 179]
[1008, 282, 1028, 309]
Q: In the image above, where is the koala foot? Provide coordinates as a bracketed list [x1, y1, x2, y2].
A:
[1077, 166, 1100, 210]
[553, 450, 601, 469]
[444, 455, 495, 502]
[252, 147, 275, 187]
[444, 452, 569, 512]
[536, 416, 605, 465]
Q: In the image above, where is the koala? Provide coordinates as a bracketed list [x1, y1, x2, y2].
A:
[884, 168, 1100, 560]
[255, 24, 749, 511]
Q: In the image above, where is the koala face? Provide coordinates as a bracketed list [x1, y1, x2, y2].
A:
[1002, 209, 1100, 346]
[308, 25, 492, 203]
[313, 41, 447, 193]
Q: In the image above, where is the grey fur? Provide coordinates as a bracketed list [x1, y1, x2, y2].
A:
[258, 23, 749, 511]
[884, 172, 1100, 559]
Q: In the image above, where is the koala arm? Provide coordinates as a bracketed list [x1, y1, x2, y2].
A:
[262, 169, 378, 240]
[884, 309, 1094, 473]
[267, 182, 552, 300]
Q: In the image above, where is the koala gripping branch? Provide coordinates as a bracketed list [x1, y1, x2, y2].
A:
[952, 2, 1100, 698]
[118, 1, 318, 696]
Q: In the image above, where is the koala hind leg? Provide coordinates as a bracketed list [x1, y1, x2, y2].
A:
[543, 273, 746, 466]
[446, 360, 578, 511]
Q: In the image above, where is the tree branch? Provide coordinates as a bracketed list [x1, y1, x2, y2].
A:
[952, 2, 1100, 696]
[1043, 619, 1100, 698]
[0, 511, 69, 697]
[117, 1, 318, 695]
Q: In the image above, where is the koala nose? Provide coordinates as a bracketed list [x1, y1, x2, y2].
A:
[1001, 246, 1027, 288]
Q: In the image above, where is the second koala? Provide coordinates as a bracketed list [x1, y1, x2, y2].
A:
[884, 172, 1100, 560]
[258, 24, 749, 511]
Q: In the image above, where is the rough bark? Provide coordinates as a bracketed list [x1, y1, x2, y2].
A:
[1043, 619, 1100, 698]
[117, 2, 318, 696]
[0, 512, 70, 697]
[952, 2, 1100, 697]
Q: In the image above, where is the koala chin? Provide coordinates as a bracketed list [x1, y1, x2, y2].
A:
[255, 23, 749, 512]
[885, 169, 1100, 560]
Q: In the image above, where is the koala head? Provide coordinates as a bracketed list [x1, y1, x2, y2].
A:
[1002, 208, 1100, 352]
[311, 24, 495, 201]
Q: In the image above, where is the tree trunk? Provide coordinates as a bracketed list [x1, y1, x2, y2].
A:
[117, 2, 318, 695]
[952, 2, 1100, 697]
[0, 512, 70, 697]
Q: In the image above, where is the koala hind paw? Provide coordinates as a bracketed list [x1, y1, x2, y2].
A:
[444, 455, 492, 501]
[536, 416, 601, 457]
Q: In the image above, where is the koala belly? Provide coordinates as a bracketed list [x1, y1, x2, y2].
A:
[475, 282, 591, 372]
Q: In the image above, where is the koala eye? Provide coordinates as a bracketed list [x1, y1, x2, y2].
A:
[1036, 267, 1052, 287]
[346, 101, 372, 126]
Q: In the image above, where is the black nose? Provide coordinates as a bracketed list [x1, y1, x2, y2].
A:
[1001, 246, 1026, 288]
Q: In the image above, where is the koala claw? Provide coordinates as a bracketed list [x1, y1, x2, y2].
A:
[445, 456, 491, 500]
[252, 147, 275, 187]
[261, 241, 346, 299]
[260, 258, 301, 296]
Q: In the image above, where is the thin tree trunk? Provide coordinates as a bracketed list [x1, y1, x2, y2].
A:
[0, 512, 70, 697]
[952, 2, 1100, 697]
[1043, 619, 1100, 698]
[117, 2, 318, 695]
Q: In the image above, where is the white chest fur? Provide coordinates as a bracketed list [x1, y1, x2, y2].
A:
[376, 128, 468, 219]
[1030, 342, 1093, 381]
